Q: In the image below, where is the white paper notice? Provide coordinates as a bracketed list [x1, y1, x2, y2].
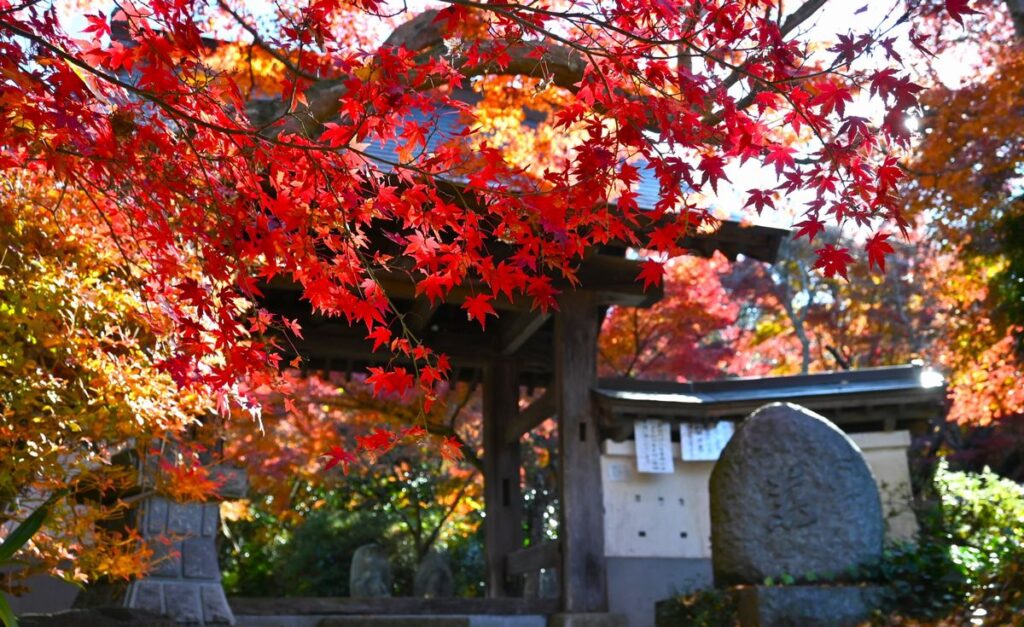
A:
[680, 421, 735, 461]
[634, 419, 674, 474]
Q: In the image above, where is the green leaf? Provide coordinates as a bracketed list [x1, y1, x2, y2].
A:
[0, 491, 64, 564]
[0, 509, 47, 564]
[0, 591, 17, 627]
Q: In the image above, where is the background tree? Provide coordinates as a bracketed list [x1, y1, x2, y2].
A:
[900, 0, 1024, 427]
[599, 252, 738, 380]
[0, 173, 216, 586]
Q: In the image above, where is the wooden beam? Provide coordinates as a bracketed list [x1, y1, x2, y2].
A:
[483, 360, 524, 598]
[283, 332, 551, 370]
[575, 255, 662, 307]
[376, 273, 536, 311]
[499, 312, 551, 356]
[554, 290, 607, 612]
[504, 389, 555, 444]
[505, 541, 561, 577]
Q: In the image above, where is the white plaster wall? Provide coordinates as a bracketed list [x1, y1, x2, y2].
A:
[601, 440, 714, 559]
[849, 431, 918, 542]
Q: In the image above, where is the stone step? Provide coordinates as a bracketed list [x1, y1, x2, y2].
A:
[233, 615, 546, 627]
[319, 617, 471, 627]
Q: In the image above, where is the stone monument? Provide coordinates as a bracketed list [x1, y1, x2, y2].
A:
[708, 403, 885, 626]
[75, 443, 246, 626]
[349, 543, 392, 597]
[413, 550, 455, 598]
[124, 461, 246, 625]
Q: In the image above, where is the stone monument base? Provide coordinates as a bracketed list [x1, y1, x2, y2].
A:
[734, 584, 884, 627]
[548, 613, 628, 627]
[17, 607, 174, 627]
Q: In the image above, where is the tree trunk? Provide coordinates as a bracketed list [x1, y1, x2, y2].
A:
[1006, 0, 1024, 38]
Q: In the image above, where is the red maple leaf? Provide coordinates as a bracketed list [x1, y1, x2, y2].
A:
[439, 436, 463, 463]
[637, 259, 665, 290]
[365, 367, 414, 396]
[647, 224, 681, 253]
[699, 154, 729, 192]
[764, 144, 796, 175]
[527, 276, 558, 313]
[794, 218, 826, 241]
[365, 325, 392, 351]
[401, 425, 427, 440]
[416, 273, 451, 305]
[811, 82, 854, 117]
[865, 231, 895, 273]
[323, 445, 355, 474]
[946, 0, 980, 25]
[876, 157, 903, 193]
[745, 189, 775, 214]
[462, 293, 497, 329]
[356, 427, 397, 455]
[813, 244, 854, 280]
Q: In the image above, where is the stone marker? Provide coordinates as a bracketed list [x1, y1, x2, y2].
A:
[709, 402, 884, 585]
[349, 543, 392, 597]
[413, 551, 455, 598]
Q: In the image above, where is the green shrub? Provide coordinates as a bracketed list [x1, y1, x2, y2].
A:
[935, 461, 1024, 586]
[219, 504, 287, 597]
[934, 461, 1024, 623]
[220, 470, 485, 598]
[275, 509, 394, 596]
[874, 460, 1024, 623]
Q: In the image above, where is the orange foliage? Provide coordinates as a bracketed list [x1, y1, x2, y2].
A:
[900, 2, 1024, 426]
[599, 252, 739, 380]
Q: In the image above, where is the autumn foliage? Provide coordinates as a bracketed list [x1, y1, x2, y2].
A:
[0, 174, 211, 583]
[0, 0, 994, 589]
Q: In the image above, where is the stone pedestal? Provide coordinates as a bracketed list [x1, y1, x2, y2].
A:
[124, 496, 234, 625]
[735, 585, 884, 627]
[548, 613, 628, 627]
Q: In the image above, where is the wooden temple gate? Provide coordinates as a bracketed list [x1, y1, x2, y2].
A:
[262, 222, 786, 616]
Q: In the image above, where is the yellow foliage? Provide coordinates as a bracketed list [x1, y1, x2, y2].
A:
[0, 172, 212, 584]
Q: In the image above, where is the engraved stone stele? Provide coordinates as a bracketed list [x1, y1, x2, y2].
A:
[349, 543, 392, 597]
[413, 550, 455, 598]
[709, 402, 884, 585]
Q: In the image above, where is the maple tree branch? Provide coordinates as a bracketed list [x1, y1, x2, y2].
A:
[780, 0, 832, 36]
[251, 8, 588, 136]
[215, 0, 321, 82]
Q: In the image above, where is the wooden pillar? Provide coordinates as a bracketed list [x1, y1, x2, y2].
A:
[483, 359, 524, 597]
[554, 290, 607, 612]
